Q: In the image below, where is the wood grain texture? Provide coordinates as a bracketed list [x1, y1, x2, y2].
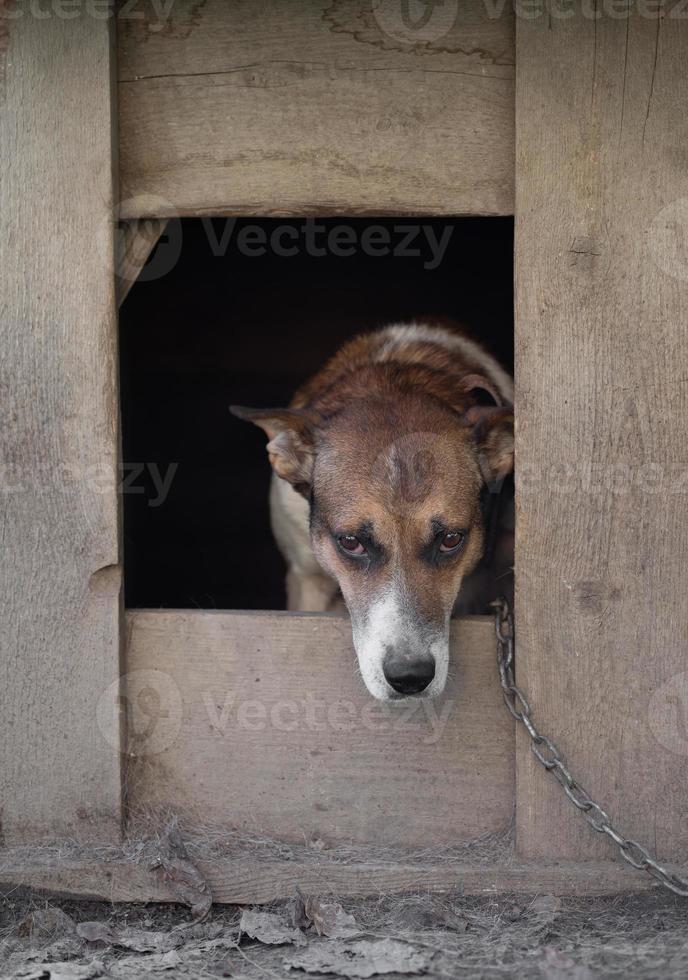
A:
[0, 856, 663, 904]
[117, 0, 515, 217]
[116, 219, 168, 307]
[125, 611, 514, 847]
[515, 15, 688, 861]
[0, 21, 123, 843]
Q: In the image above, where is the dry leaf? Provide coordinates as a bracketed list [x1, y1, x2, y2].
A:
[394, 904, 467, 932]
[182, 921, 225, 941]
[151, 949, 183, 971]
[304, 896, 359, 938]
[16, 908, 76, 940]
[287, 888, 309, 930]
[284, 938, 432, 977]
[76, 922, 180, 953]
[113, 928, 182, 953]
[76, 922, 118, 945]
[103, 949, 184, 977]
[239, 909, 305, 946]
[40, 939, 84, 964]
[180, 934, 238, 953]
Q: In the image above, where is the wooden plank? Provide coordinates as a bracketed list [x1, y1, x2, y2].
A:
[0, 856, 665, 904]
[117, 0, 515, 218]
[116, 219, 168, 307]
[0, 20, 123, 842]
[515, 16, 688, 862]
[125, 612, 514, 847]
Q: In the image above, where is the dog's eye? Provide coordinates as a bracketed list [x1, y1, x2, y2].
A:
[338, 534, 366, 556]
[439, 530, 465, 553]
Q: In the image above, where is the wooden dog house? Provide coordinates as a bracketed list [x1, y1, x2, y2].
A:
[2, 3, 687, 900]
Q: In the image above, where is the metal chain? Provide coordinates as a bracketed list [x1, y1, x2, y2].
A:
[490, 595, 688, 897]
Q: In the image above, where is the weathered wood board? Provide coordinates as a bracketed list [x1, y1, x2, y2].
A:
[515, 15, 688, 861]
[117, 0, 515, 217]
[0, 856, 663, 905]
[0, 22, 123, 842]
[125, 612, 514, 847]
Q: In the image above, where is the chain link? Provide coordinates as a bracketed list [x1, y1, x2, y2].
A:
[490, 596, 688, 897]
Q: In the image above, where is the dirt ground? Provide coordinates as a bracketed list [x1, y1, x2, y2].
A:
[2, 888, 688, 980]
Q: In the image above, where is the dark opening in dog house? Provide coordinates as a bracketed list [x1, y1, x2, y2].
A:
[120, 216, 514, 611]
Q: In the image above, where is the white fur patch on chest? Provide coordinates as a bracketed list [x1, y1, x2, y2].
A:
[269, 473, 318, 574]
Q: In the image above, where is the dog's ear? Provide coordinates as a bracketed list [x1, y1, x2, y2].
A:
[465, 405, 514, 486]
[460, 372, 504, 407]
[230, 406, 317, 496]
[459, 372, 513, 484]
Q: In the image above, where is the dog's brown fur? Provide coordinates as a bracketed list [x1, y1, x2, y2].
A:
[233, 321, 513, 700]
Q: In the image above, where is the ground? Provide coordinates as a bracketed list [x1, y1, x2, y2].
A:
[2, 889, 688, 979]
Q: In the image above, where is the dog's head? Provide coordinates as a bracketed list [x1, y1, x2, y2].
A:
[233, 381, 513, 701]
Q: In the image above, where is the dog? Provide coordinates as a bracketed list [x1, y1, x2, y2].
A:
[232, 321, 514, 702]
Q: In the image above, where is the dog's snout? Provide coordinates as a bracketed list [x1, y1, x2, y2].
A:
[382, 647, 436, 695]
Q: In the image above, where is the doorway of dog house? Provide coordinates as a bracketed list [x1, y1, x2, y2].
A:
[119, 217, 514, 611]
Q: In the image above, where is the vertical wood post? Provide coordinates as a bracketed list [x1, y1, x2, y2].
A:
[0, 16, 123, 843]
[515, 11, 688, 861]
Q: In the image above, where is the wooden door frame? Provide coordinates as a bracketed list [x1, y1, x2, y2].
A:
[514, 10, 688, 865]
[2, 3, 686, 899]
[0, 15, 123, 847]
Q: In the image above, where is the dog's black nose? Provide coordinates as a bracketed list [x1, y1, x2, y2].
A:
[382, 649, 435, 695]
